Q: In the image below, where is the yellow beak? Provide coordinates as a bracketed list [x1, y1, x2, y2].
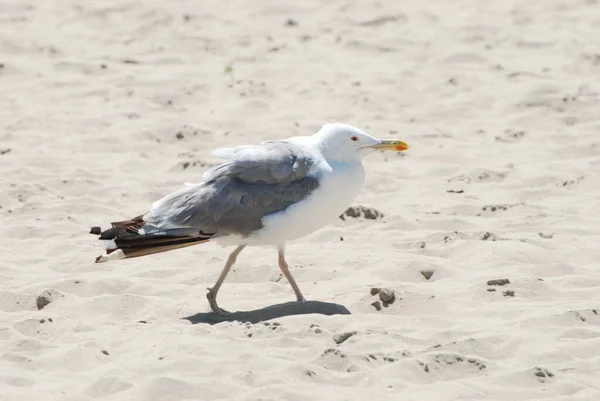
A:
[369, 139, 409, 152]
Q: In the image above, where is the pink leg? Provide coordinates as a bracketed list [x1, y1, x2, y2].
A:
[278, 247, 306, 302]
[206, 245, 245, 314]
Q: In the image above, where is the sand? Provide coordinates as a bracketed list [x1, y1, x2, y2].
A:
[1, 0, 600, 399]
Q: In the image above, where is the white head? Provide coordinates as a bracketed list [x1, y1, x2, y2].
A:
[314, 123, 409, 163]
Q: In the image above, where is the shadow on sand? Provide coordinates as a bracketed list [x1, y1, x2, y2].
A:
[183, 300, 351, 325]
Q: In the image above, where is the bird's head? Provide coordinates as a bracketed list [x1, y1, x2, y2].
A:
[315, 123, 409, 162]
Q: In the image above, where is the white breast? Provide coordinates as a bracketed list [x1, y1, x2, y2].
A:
[244, 161, 365, 246]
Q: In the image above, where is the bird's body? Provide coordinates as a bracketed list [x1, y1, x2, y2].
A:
[91, 123, 408, 314]
[240, 160, 365, 246]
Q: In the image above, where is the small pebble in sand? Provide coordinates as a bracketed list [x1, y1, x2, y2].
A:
[371, 301, 382, 311]
[370, 287, 381, 296]
[36, 290, 53, 310]
[101, 350, 110, 356]
[534, 367, 554, 381]
[420, 270, 434, 280]
[503, 290, 515, 297]
[538, 232, 554, 239]
[333, 331, 357, 345]
[487, 279, 510, 286]
[339, 205, 384, 220]
[481, 232, 495, 241]
[379, 288, 395, 304]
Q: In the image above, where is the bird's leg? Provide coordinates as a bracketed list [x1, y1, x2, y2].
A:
[277, 247, 306, 302]
[206, 245, 245, 314]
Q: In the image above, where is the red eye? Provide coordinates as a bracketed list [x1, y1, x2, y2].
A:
[351, 136, 358, 142]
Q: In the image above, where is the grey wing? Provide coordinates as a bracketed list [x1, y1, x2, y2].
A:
[143, 141, 321, 236]
[204, 140, 316, 185]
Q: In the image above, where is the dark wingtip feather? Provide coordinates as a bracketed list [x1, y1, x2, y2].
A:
[99, 227, 118, 240]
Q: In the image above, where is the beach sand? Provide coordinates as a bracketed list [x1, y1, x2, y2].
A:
[1, 0, 599, 399]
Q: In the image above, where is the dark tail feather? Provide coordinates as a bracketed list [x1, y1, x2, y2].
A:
[95, 236, 210, 262]
[91, 216, 212, 263]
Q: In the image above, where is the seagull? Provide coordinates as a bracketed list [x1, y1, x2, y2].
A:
[91, 123, 409, 314]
